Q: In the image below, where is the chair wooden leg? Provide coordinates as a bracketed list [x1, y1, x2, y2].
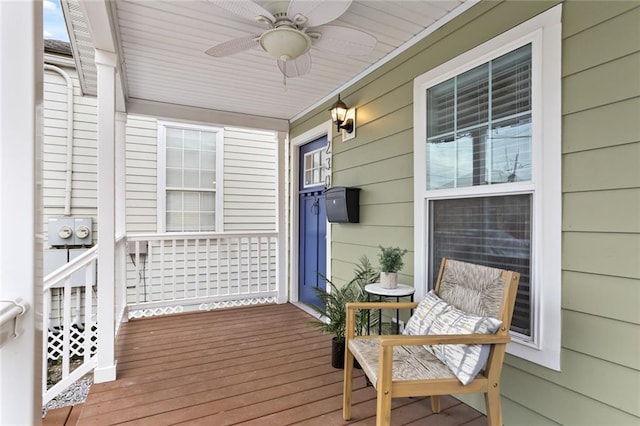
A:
[431, 395, 441, 413]
[376, 345, 393, 426]
[485, 386, 503, 426]
[343, 346, 354, 420]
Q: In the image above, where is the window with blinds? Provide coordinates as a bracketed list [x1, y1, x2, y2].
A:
[425, 44, 534, 338]
[429, 195, 532, 336]
[426, 44, 532, 190]
[165, 126, 218, 232]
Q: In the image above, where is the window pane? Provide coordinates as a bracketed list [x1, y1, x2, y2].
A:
[184, 130, 199, 150]
[166, 212, 182, 232]
[201, 131, 216, 151]
[166, 128, 182, 148]
[456, 63, 489, 130]
[491, 116, 532, 183]
[183, 212, 199, 231]
[166, 148, 182, 168]
[201, 192, 215, 211]
[184, 170, 199, 189]
[201, 151, 215, 168]
[166, 191, 182, 211]
[200, 211, 215, 231]
[427, 78, 454, 139]
[200, 171, 215, 189]
[166, 168, 182, 187]
[184, 192, 199, 211]
[492, 44, 532, 120]
[184, 149, 199, 169]
[429, 195, 532, 336]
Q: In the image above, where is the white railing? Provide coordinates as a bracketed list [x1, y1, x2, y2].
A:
[126, 232, 279, 318]
[42, 245, 98, 404]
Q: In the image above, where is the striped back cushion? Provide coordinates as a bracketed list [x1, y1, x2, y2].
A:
[438, 259, 505, 319]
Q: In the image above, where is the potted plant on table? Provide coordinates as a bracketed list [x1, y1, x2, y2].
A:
[378, 245, 408, 289]
[308, 256, 379, 368]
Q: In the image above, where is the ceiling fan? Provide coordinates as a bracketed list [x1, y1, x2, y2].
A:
[205, 0, 377, 78]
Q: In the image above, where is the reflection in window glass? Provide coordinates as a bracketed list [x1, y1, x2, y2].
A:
[426, 44, 532, 190]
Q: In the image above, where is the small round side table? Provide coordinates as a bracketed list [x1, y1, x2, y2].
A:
[364, 283, 415, 335]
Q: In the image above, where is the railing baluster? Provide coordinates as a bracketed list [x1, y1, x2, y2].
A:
[171, 239, 176, 302]
[195, 238, 200, 299]
[215, 238, 220, 297]
[62, 278, 72, 379]
[84, 261, 94, 361]
[226, 238, 231, 296]
[206, 238, 211, 298]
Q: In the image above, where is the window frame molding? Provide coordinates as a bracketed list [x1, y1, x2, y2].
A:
[413, 5, 562, 370]
[157, 120, 225, 233]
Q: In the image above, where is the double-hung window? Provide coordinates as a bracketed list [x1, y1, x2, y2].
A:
[158, 121, 223, 232]
[413, 6, 562, 369]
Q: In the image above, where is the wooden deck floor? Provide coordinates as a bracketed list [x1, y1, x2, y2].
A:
[66, 303, 486, 425]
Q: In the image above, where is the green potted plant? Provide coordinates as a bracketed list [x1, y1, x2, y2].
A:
[378, 245, 408, 289]
[308, 256, 379, 368]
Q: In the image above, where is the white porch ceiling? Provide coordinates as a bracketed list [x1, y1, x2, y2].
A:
[67, 0, 474, 124]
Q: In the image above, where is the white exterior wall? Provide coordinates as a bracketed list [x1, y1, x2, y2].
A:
[223, 127, 277, 232]
[124, 118, 278, 233]
[125, 115, 158, 233]
[43, 62, 98, 245]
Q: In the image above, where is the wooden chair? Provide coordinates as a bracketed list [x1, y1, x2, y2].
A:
[343, 258, 520, 426]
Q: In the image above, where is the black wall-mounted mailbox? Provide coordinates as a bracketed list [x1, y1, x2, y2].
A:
[325, 186, 360, 223]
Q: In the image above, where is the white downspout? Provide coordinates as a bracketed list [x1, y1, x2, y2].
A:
[44, 64, 74, 216]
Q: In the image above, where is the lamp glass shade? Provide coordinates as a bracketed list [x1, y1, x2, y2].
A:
[259, 27, 312, 61]
[329, 98, 348, 125]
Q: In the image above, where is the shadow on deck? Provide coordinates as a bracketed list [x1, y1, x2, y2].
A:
[46, 303, 487, 425]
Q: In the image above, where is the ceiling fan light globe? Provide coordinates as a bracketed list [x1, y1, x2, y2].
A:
[259, 27, 311, 61]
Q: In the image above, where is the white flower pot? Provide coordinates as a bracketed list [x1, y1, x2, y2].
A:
[380, 272, 398, 289]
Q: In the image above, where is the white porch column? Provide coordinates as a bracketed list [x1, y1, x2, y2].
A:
[0, 1, 43, 424]
[94, 49, 118, 383]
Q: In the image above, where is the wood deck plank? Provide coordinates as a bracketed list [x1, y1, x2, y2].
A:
[75, 303, 487, 426]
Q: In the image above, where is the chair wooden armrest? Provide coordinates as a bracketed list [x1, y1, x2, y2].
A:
[346, 301, 418, 311]
[378, 333, 511, 347]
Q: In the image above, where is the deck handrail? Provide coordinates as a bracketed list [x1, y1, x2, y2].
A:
[126, 231, 280, 317]
[0, 299, 28, 338]
[42, 245, 99, 405]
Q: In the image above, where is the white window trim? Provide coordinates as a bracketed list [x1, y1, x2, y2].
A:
[157, 120, 224, 233]
[413, 5, 562, 370]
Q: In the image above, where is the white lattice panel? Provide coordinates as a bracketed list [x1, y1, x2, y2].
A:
[128, 305, 184, 319]
[47, 322, 97, 361]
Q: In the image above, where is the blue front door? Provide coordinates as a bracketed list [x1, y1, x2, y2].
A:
[298, 136, 328, 307]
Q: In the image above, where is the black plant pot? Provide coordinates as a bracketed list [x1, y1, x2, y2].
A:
[331, 337, 362, 369]
[331, 337, 345, 369]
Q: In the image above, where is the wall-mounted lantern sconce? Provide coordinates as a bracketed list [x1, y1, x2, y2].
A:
[329, 94, 356, 141]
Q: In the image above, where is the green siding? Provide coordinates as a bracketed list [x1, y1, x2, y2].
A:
[290, 1, 640, 424]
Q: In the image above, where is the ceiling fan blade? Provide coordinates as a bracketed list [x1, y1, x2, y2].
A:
[205, 35, 260, 57]
[312, 25, 376, 56]
[277, 53, 312, 78]
[288, 0, 352, 27]
[208, 0, 274, 24]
